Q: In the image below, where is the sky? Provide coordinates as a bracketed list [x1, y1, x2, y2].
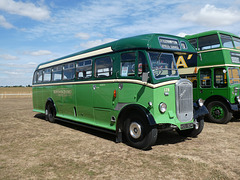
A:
[0, 0, 240, 86]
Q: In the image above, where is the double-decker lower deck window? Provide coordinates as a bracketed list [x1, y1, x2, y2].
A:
[228, 67, 240, 84]
[214, 68, 227, 88]
[95, 56, 112, 78]
[200, 69, 211, 88]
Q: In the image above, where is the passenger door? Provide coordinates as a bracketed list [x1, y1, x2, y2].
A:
[92, 56, 117, 128]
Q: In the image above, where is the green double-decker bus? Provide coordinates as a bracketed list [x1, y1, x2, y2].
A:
[32, 33, 207, 149]
[180, 30, 240, 124]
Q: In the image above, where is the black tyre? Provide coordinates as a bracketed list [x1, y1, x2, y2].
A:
[46, 103, 56, 123]
[123, 113, 157, 150]
[177, 118, 204, 137]
[206, 101, 232, 124]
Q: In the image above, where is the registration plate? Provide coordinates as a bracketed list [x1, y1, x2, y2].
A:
[180, 123, 194, 130]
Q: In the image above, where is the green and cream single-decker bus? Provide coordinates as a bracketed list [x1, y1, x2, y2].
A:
[32, 33, 207, 149]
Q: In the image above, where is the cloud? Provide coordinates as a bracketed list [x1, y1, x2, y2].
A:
[25, 50, 52, 56]
[177, 32, 187, 37]
[80, 38, 117, 49]
[0, 0, 50, 21]
[0, 54, 18, 60]
[0, 15, 14, 29]
[75, 32, 90, 40]
[182, 4, 240, 27]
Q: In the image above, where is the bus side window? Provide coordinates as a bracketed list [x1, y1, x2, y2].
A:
[33, 71, 38, 84]
[95, 56, 113, 78]
[76, 59, 92, 79]
[63, 63, 75, 80]
[188, 38, 197, 50]
[43, 68, 51, 82]
[198, 34, 220, 50]
[214, 68, 227, 88]
[138, 51, 148, 77]
[52, 65, 62, 81]
[120, 52, 136, 77]
[37, 70, 43, 83]
[200, 69, 211, 88]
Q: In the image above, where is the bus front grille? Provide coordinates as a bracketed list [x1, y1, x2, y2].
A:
[175, 79, 193, 122]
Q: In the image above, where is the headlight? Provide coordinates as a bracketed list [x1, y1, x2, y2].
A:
[159, 102, 167, 113]
[236, 96, 240, 104]
[197, 98, 204, 107]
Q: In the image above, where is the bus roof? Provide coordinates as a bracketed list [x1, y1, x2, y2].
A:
[185, 30, 239, 39]
[36, 33, 195, 70]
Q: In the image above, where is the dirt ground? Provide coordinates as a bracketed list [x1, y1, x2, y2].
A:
[0, 97, 240, 180]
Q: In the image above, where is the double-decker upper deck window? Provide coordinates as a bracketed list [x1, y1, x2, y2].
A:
[120, 52, 136, 77]
[76, 59, 92, 79]
[52, 65, 62, 81]
[198, 34, 220, 50]
[149, 52, 178, 80]
[220, 34, 234, 48]
[233, 37, 240, 49]
[63, 63, 75, 80]
[159, 37, 180, 50]
[95, 57, 113, 78]
[43, 68, 51, 82]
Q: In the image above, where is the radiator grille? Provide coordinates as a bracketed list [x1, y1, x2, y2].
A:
[175, 79, 193, 122]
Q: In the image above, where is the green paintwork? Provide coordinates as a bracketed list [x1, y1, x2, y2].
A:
[32, 33, 196, 132]
[184, 30, 240, 108]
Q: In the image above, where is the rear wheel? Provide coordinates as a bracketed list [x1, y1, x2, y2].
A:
[123, 113, 157, 150]
[206, 101, 232, 124]
[46, 103, 56, 123]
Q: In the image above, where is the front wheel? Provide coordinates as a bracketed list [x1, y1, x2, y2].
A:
[206, 101, 232, 124]
[177, 118, 204, 137]
[124, 113, 157, 150]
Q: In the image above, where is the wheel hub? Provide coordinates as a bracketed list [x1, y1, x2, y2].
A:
[129, 122, 141, 139]
[211, 106, 224, 119]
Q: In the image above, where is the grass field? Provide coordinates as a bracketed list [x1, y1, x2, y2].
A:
[0, 96, 240, 179]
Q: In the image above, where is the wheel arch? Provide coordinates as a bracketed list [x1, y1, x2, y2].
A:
[204, 95, 231, 111]
[45, 98, 56, 115]
[115, 104, 156, 142]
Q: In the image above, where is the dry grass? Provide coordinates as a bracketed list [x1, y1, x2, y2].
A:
[0, 97, 239, 179]
[0, 87, 32, 99]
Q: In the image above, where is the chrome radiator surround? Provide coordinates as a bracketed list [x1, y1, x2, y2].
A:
[175, 79, 193, 122]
